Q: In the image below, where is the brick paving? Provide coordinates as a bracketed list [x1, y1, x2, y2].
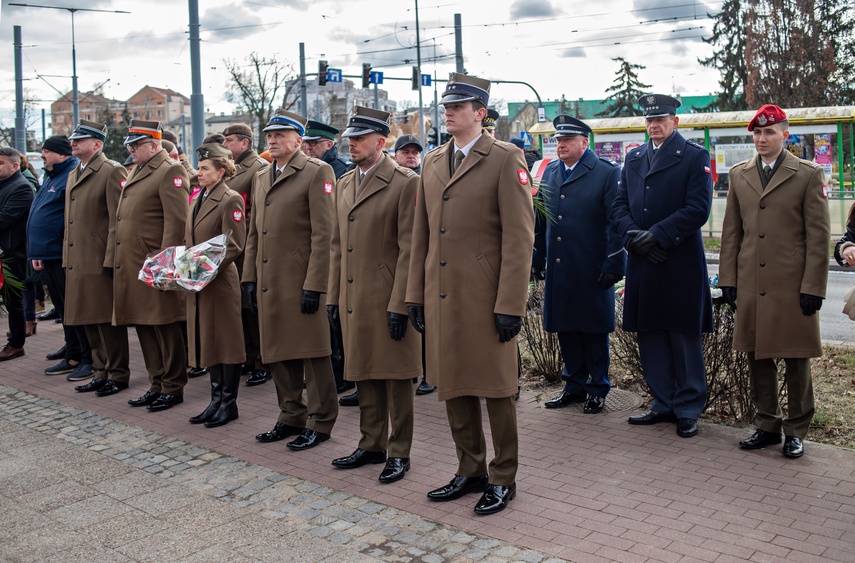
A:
[2, 319, 855, 561]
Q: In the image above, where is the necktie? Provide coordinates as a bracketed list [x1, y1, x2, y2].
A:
[193, 189, 206, 219]
[453, 150, 464, 173]
[273, 167, 281, 182]
[763, 165, 772, 182]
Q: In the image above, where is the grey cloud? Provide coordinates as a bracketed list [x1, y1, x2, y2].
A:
[509, 0, 562, 20]
[558, 47, 587, 58]
[202, 4, 264, 41]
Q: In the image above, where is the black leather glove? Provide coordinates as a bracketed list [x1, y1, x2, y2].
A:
[626, 230, 660, 255]
[301, 290, 320, 314]
[530, 265, 546, 281]
[720, 286, 737, 309]
[327, 305, 340, 331]
[646, 245, 668, 264]
[104, 267, 113, 279]
[242, 282, 257, 314]
[800, 293, 823, 316]
[597, 272, 622, 289]
[388, 312, 408, 341]
[495, 313, 522, 343]
[407, 305, 425, 334]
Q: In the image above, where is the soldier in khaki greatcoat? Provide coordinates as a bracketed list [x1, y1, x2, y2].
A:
[222, 123, 270, 387]
[242, 110, 338, 451]
[406, 74, 534, 515]
[64, 120, 131, 398]
[327, 107, 421, 484]
[107, 119, 189, 412]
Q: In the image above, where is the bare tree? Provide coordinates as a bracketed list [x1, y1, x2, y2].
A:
[225, 53, 296, 151]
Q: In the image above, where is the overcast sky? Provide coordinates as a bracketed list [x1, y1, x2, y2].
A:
[0, 0, 722, 124]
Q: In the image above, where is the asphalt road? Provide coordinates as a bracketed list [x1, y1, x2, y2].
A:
[707, 263, 855, 344]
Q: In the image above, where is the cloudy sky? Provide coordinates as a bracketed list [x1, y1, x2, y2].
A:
[0, 0, 722, 125]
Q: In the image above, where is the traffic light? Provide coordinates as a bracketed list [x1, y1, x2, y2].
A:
[427, 127, 438, 146]
[318, 60, 328, 86]
[362, 63, 371, 88]
[411, 66, 419, 91]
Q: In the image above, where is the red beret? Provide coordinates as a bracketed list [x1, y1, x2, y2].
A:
[748, 104, 787, 131]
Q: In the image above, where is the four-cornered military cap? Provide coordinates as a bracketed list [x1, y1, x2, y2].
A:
[262, 109, 307, 135]
[482, 109, 500, 130]
[553, 115, 592, 138]
[341, 105, 391, 138]
[196, 143, 233, 161]
[638, 94, 681, 118]
[124, 119, 163, 145]
[303, 120, 339, 141]
[748, 104, 787, 131]
[222, 123, 254, 139]
[393, 134, 423, 152]
[440, 73, 491, 106]
[68, 119, 107, 142]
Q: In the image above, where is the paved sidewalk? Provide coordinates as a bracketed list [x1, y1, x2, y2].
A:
[2, 320, 855, 562]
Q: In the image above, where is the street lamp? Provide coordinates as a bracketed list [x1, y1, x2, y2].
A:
[9, 3, 130, 126]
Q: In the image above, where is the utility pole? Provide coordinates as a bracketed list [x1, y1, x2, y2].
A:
[454, 14, 464, 74]
[299, 43, 308, 116]
[414, 0, 426, 146]
[13, 26, 26, 153]
[188, 0, 204, 163]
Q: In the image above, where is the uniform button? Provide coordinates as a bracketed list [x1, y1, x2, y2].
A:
[676, 237, 681, 242]
[347, 277, 353, 283]
[557, 215, 562, 220]
[262, 229, 267, 234]
[443, 195, 449, 201]
[759, 203, 766, 209]
[440, 292, 447, 298]
[70, 196, 75, 201]
[556, 258, 561, 264]
[69, 242, 73, 247]
[643, 208, 648, 213]
[122, 194, 127, 198]
[556, 237, 562, 242]
[560, 194, 565, 200]
[347, 246, 353, 252]
[349, 215, 355, 222]
[645, 186, 650, 190]
[759, 232, 765, 238]
[759, 290, 766, 296]
[262, 287, 268, 292]
[265, 200, 271, 206]
[440, 227, 446, 234]
[116, 264, 121, 269]
[69, 219, 74, 224]
[440, 260, 446, 266]
[760, 261, 765, 267]
[68, 266, 73, 270]
[347, 307, 353, 314]
[262, 258, 268, 263]
[116, 241, 120, 245]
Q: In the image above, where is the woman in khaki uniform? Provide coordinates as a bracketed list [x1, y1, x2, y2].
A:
[186, 144, 247, 428]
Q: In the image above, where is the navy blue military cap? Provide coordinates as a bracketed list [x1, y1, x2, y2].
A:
[638, 94, 681, 118]
[552, 115, 591, 137]
[341, 105, 391, 138]
[440, 73, 491, 106]
[482, 109, 500, 130]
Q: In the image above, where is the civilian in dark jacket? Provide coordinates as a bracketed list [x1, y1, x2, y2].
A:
[27, 136, 93, 380]
[0, 147, 35, 361]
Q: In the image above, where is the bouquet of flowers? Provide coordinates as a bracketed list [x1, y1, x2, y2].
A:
[138, 234, 228, 292]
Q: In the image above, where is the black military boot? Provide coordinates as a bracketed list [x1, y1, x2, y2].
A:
[205, 363, 240, 428]
[189, 365, 223, 424]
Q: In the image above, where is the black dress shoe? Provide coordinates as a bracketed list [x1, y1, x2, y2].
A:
[739, 429, 782, 450]
[544, 390, 586, 409]
[415, 376, 435, 395]
[75, 377, 107, 393]
[783, 436, 804, 458]
[628, 409, 677, 425]
[677, 418, 698, 438]
[128, 389, 161, 407]
[94, 380, 129, 397]
[37, 308, 58, 321]
[187, 367, 208, 378]
[339, 391, 359, 407]
[240, 363, 253, 375]
[331, 448, 386, 469]
[287, 429, 330, 451]
[245, 369, 271, 386]
[583, 395, 605, 414]
[427, 475, 489, 501]
[147, 394, 183, 412]
[256, 422, 304, 442]
[379, 457, 410, 484]
[336, 380, 355, 394]
[45, 345, 67, 361]
[474, 483, 517, 515]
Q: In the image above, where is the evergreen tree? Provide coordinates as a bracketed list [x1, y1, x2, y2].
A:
[99, 107, 130, 163]
[597, 58, 651, 118]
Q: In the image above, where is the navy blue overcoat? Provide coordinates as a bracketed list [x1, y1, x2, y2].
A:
[534, 149, 625, 333]
[612, 131, 714, 334]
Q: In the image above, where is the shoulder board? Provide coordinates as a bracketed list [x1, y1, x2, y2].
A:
[598, 156, 618, 167]
[686, 140, 705, 150]
[256, 157, 268, 166]
[394, 165, 417, 178]
[105, 159, 122, 168]
[800, 159, 820, 169]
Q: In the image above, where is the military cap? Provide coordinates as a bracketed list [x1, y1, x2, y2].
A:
[196, 143, 233, 161]
[124, 119, 163, 145]
[122, 154, 134, 167]
[262, 109, 307, 135]
[509, 138, 525, 149]
[222, 123, 254, 139]
[341, 105, 391, 138]
[69, 119, 107, 142]
[394, 134, 423, 152]
[440, 73, 491, 106]
[553, 115, 592, 138]
[303, 120, 339, 141]
[748, 104, 787, 131]
[638, 94, 681, 118]
[482, 109, 500, 130]
[162, 140, 176, 154]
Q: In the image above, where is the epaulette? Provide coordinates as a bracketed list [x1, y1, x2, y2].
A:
[686, 140, 705, 150]
[394, 165, 417, 178]
[599, 156, 619, 167]
[256, 157, 268, 166]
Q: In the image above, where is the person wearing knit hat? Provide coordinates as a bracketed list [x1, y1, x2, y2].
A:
[114, 118, 191, 413]
[43, 135, 73, 156]
[719, 104, 830, 459]
[66, 120, 132, 396]
[243, 108, 339, 451]
[221, 122, 271, 387]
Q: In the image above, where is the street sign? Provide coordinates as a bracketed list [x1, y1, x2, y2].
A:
[370, 71, 384, 85]
[327, 68, 342, 83]
[421, 74, 431, 87]
[520, 131, 532, 148]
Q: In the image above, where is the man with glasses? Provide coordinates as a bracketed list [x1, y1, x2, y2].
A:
[108, 119, 189, 412]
